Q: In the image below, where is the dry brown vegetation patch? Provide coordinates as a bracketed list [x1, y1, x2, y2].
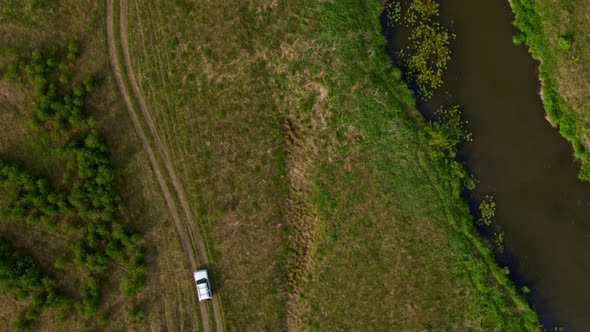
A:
[125, 0, 300, 329]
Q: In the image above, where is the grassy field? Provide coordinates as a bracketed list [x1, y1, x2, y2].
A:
[0, 0, 541, 330]
[124, 0, 537, 330]
[0, 1, 201, 330]
[125, 1, 292, 329]
[510, 0, 590, 180]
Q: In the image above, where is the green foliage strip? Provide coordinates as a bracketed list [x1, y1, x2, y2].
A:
[510, 0, 589, 180]
[0, 45, 146, 327]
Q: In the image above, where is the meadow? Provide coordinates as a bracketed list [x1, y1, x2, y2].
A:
[125, 0, 537, 329]
[0, 0, 540, 330]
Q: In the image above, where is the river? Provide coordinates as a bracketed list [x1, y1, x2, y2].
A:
[383, 0, 590, 330]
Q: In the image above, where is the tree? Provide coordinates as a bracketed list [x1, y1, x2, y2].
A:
[66, 42, 80, 63]
[3, 63, 19, 80]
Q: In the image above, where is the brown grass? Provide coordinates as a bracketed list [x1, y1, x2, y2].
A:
[124, 1, 298, 330]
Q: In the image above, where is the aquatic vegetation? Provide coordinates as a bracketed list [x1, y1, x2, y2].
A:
[477, 195, 496, 226]
[386, 0, 452, 99]
[494, 230, 504, 253]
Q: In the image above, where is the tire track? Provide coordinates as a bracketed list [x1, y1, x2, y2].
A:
[118, 0, 207, 267]
[106, 1, 217, 331]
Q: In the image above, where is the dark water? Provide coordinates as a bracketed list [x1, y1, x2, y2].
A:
[383, 0, 590, 330]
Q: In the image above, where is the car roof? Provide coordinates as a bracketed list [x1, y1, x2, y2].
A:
[198, 284, 209, 293]
[194, 269, 208, 279]
[194, 269, 211, 300]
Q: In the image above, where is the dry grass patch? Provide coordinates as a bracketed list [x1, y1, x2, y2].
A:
[125, 0, 299, 330]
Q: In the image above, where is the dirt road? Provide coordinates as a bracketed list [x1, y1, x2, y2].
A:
[106, 0, 224, 330]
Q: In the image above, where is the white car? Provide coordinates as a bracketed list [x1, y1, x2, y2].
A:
[193, 269, 212, 301]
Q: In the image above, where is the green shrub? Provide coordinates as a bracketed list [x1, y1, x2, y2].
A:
[512, 33, 526, 46]
[0, 42, 147, 325]
[53, 256, 67, 270]
[66, 42, 80, 63]
[429, 105, 471, 154]
[75, 275, 101, 316]
[0, 237, 67, 328]
[0, 160, 66, 224]
[3, 63, 19, 80]
[98, 312, 110, 326]
[557, 35, 573, 50]
[13, 316, 33, 331]
[127, 306, 145, 321]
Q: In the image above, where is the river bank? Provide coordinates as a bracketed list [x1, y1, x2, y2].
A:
[380, 1, 541, 330]
[510, 0, 590, 181]
[272, 0, 539, 329]
[382, 0, 590, 329]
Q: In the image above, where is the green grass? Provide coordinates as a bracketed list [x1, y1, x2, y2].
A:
[286, 1, 538, 330]
[510, 0, 590, 180]
[120, 0, 541, 329]
[0, 0, 541, 329]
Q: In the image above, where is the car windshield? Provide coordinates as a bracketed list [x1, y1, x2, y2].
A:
[196, 278, 207, 285]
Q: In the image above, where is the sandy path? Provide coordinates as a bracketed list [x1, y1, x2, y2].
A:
[106, 0, 224, 330]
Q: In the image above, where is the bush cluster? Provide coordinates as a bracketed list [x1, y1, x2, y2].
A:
[0, 44, 146, 325]
[7, 46, 96, 131]
[0, 160, 68, 225]
[75, 275, 101, 316]
[0, 237, 68, 330]
[127, 305, 145, 321]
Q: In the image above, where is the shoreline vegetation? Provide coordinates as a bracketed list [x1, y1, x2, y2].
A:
[510, 0, 590, 180]
[381, 0, 539, 329]
[286, 0, 538, 329]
